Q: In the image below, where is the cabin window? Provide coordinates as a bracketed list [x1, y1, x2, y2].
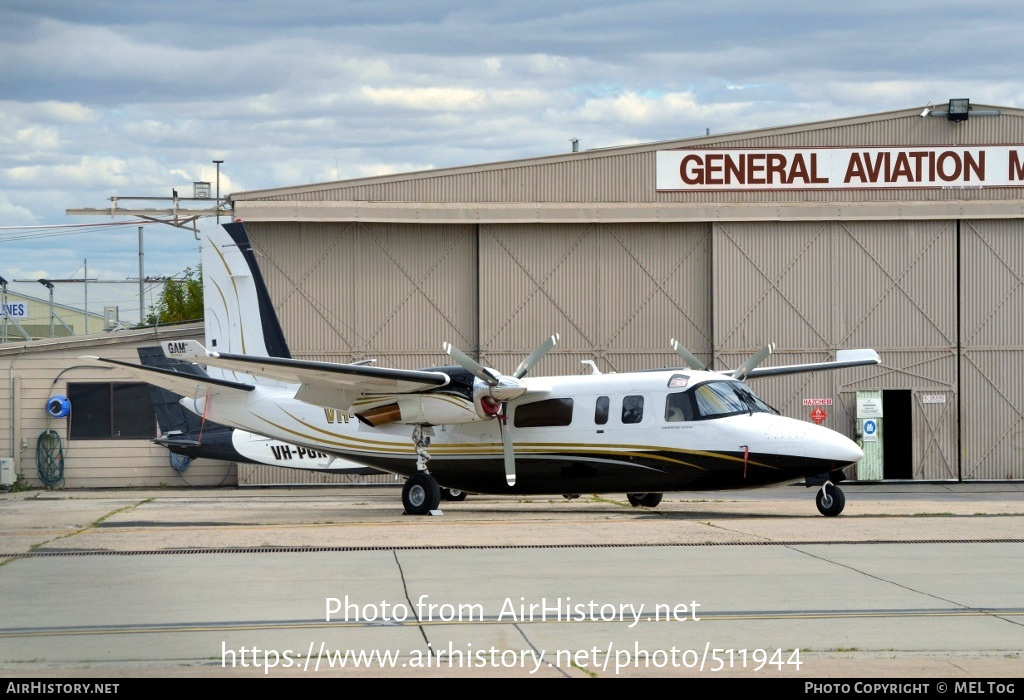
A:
[595, 396, 609, 425]
[692, 382, 748, 417]
[68, 382, 156, 439]
[621, 395, 644, 424]
[690, 381, 776, 419]
[664, 392, 694, 422]
[514, 398, 575, 428]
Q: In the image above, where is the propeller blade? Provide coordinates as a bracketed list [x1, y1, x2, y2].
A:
[443, 341, 500, 386]
[732, 343, 776, 381]
[669, 338, 706, 370]
[513, 333, 560, 378]
[499, 416, 516, 487]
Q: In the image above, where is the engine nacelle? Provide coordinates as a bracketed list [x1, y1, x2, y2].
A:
[356, 394, 481, 427]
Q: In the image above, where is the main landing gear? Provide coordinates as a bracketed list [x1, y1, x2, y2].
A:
[402, 472, 441, 515]
[627, 493, 663, 508]
[815, 481, 846, 517]
[403, 426, 442, 515]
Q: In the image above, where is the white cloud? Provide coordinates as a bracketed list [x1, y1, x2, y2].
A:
[0, 192, 38, 226]
[359, 86, 547, 112]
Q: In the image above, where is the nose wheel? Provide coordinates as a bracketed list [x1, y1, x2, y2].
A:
[815, 482, 846, 516]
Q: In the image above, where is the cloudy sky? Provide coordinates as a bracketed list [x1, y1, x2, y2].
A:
[2, 1, 1022, 322]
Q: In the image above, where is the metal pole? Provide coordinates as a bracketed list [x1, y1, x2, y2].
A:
[49, 286, 54, 338]
[214, 160, 223, 224]
[83, 259, 88, 335]
[0, 278, 7, 343]
[139, 226, 144, 326]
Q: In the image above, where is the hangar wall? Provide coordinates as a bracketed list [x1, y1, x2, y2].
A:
[960, 219, 1024, 479]
[232, 103, 1024, 484]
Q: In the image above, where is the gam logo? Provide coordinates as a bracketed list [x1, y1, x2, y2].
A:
[166, 342, 189, 354]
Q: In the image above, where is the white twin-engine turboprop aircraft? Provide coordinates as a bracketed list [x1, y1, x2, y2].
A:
[86, 221, 880, 517]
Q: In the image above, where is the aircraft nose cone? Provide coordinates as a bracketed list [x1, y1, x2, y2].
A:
[806, 423, 863, 464]
[829, 431, 864, 464]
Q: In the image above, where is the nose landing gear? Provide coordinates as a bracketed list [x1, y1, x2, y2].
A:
[815, 481, 846, 517]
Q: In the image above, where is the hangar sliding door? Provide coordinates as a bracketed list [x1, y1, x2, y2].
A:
[478, 223, 712, 376]
[712, 220, 958, 479]
[960, 220, 1024, 480]
[248, 222, 478, 368]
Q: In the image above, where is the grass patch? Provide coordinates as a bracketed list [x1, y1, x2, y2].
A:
[90, 498, 155, 528]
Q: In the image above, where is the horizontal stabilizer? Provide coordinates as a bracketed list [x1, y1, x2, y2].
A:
[80, 356, 256, 398]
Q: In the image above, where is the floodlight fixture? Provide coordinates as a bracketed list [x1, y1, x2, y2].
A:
[947, 98, 970, 122]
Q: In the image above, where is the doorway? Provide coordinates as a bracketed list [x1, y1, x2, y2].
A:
[882, 390, 913, 479]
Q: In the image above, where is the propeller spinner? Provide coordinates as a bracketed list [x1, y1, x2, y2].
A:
[443, 334, 559, 487]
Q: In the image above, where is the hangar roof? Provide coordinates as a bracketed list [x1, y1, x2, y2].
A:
[230, 103, 1024, 224]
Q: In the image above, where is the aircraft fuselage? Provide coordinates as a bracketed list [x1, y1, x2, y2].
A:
[186, 367, 862, 495]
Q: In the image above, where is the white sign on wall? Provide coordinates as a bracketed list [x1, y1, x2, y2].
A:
[656, 146, 1024, 191]
[2, 302, 27, 318]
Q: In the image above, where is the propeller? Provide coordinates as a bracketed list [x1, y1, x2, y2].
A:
[669, 338, 706, 370]
[731, 343, 775, 381]
[443, 333, 560, 487]
[670, 339, 777, 380]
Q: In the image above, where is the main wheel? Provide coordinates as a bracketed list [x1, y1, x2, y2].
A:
[815, 484, 846, 517]
[403, 473, 441, 515]
[441, 487, 467, 502]
[627, 493, 663, 507]
[640, 492, 663, 507]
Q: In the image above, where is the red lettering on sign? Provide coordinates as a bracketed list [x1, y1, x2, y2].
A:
[1009, 150, 1024, 181]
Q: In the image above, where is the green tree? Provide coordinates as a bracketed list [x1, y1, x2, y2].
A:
[145, 265, 203, 325]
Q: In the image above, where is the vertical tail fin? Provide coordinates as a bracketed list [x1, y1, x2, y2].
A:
[202, 221, 291, 382]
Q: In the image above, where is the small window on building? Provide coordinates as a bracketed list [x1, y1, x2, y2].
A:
[595, 396, 609, 425]
[514, 398, 575, 428]
[68, 382, 156, 439]
[621, 395, 644, 424]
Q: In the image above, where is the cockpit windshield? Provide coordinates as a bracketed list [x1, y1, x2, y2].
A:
[665, 380, 778, 422]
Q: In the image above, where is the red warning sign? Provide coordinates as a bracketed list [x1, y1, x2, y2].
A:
[810, 406, 828, 424]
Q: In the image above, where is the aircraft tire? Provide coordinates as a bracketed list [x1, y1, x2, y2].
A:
[403, 473, 441, 515]
[815, 484, 846, 517]
[441, 488, 467, 501]
[627, 493, 663, 507]
[640, 492, 663, 507]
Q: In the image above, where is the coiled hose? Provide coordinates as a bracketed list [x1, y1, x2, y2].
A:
[36, 430, 65, 489]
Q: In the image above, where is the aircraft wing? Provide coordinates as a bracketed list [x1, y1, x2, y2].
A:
[740, 349, 881, 379]
[81, 356, 256, 399]
[160, 340, 452, 411]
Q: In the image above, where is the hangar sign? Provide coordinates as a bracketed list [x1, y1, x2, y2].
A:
[656, 146, 1024, 191]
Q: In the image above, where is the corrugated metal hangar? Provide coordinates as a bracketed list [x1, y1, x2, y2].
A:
[229, 101, 1023, 484]
[3, 100, 1021, 488]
